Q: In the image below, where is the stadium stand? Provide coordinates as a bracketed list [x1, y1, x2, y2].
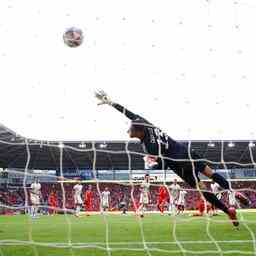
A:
[0, 181, 255, 214]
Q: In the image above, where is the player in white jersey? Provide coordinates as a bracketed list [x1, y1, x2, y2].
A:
[101, 187, 110, 212]
[138, 174, 150, 217]
[228, 191, 237, 207]
[30, 177, 41, 218]
[168, 179, 180, 215]
[73, 180, 83, 217]
[211, 182, 222, 200]
[210, 182, 222, 215]
[176, 190, 187, 215]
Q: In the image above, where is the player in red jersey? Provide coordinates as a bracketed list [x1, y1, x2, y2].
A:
[157, 185, 168, 215]
[48, 191, 57, 215]
[84, 185, 93, 215]
[132, 197, 140, 215]
[192, 197, 212, 217]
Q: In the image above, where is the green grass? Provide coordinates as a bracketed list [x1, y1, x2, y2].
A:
[0, 211, 255, 256]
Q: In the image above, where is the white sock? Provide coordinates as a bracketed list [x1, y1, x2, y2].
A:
[34, 206, 38, 216]
[138, 204, 143, 215]
[169, 204, 176, 215]
[31, 206, 35, 216]
[76, 205, 81, 214]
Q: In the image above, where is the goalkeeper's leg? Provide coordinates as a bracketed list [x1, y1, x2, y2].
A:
[202, 191, 239, 226]
[202, 166, 230, 189]
[196, 180, 239, 226]
[181, 155, 239, 225]
[203, 165, 250, 207]
[181, 166, 239, 227]
[202, 191, 228, 214]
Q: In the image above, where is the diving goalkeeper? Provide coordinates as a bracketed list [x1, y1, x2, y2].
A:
[95, 90, 240, 226]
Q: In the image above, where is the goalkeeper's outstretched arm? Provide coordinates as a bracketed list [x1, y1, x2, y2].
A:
[94, 90, 139, 120]
[111, 102, 139, 121]
[95, 90, 152, 140]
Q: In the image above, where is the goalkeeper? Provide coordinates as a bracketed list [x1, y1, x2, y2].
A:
[95, 90, 241, 227]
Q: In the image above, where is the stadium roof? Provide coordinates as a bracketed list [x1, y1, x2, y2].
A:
[0, 123, 255, 171]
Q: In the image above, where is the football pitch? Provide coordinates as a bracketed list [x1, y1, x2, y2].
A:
[0, 211, 255, 256]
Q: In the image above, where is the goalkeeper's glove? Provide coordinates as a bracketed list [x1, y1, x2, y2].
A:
[94, 90, 113, 105]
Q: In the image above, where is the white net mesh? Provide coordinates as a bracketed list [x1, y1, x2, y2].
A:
[0, 139, 256, 256]
[1, 0, 256, 255]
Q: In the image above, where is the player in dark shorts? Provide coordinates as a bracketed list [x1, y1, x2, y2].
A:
[95, 90, 240, 226]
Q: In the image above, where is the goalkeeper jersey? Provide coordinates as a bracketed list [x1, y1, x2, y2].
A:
[112, 103, 188, 169]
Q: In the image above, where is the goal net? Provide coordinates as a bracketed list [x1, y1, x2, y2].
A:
[0, 138, 255, 256]
[1, 0, 256, 255]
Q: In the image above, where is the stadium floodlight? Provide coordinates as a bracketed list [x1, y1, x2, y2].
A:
[208, 142, 215, 147]
[249, 141, 255, 148]
[78, 143, 86, 148]
[99, 142, 107, 149]
[228, 142, 235, 148]
[58, 142, 64, 148]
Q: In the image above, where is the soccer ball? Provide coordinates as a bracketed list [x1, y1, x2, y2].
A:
[63, 27, 83, 48]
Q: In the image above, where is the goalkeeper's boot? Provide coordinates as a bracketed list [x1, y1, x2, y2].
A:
[227, 207, 239, 227]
